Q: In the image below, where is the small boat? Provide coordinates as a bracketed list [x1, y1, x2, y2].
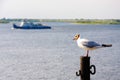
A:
[13, 20, 51, 29]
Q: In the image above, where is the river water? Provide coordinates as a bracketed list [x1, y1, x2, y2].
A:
[0, 22, 120, 80]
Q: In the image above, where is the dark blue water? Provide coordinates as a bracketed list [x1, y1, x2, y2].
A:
[0, 22, 120, 80]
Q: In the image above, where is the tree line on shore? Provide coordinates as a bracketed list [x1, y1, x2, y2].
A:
[0, 18, 120, 24]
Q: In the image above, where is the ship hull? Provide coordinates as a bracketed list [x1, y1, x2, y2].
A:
[13, 24, 51, 29]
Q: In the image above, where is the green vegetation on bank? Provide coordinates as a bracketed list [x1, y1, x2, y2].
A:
[74, 19, 120, 24]
[0, 18, 9, 23]
[40, 19, 120, 24]
[0, 18, 120, 24]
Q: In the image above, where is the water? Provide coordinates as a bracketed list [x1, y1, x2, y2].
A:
[0, 22, 120, 80]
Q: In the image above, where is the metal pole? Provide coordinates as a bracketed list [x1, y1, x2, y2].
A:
[80, 56, 90, 80]
[76, 56, 96, 80]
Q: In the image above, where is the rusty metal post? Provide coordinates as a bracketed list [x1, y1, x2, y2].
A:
[76, 56, 96, 80]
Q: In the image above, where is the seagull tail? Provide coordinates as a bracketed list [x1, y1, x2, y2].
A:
[102, 44, 112, 47]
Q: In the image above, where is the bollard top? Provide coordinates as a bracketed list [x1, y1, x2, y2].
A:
[80, 56, 90, 58]
[80, 56, 90, 61]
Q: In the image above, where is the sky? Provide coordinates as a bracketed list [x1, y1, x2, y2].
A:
[0, 0, 120, 19]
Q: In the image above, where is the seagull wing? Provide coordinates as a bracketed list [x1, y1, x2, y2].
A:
[82, 41, 101, 48]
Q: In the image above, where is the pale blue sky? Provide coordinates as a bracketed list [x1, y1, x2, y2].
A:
[0, 0, 120, 19]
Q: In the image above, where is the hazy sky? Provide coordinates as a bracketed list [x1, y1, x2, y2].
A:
[0, 0, 120, 19]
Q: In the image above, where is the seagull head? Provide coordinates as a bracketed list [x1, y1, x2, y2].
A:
[73, 34, 80, 40]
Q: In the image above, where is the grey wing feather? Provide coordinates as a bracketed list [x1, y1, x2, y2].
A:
[82, 41, 100, 48]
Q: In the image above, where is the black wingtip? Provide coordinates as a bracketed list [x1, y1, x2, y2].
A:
[102, 44, 112, 47]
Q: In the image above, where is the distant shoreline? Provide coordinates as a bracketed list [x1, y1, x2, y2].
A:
[0, 18, 120, 25]
[73, 19, 120, 25]
[0, 20, 9, 24]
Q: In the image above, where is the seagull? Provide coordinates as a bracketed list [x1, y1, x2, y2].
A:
[73, 34, 112, 57]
